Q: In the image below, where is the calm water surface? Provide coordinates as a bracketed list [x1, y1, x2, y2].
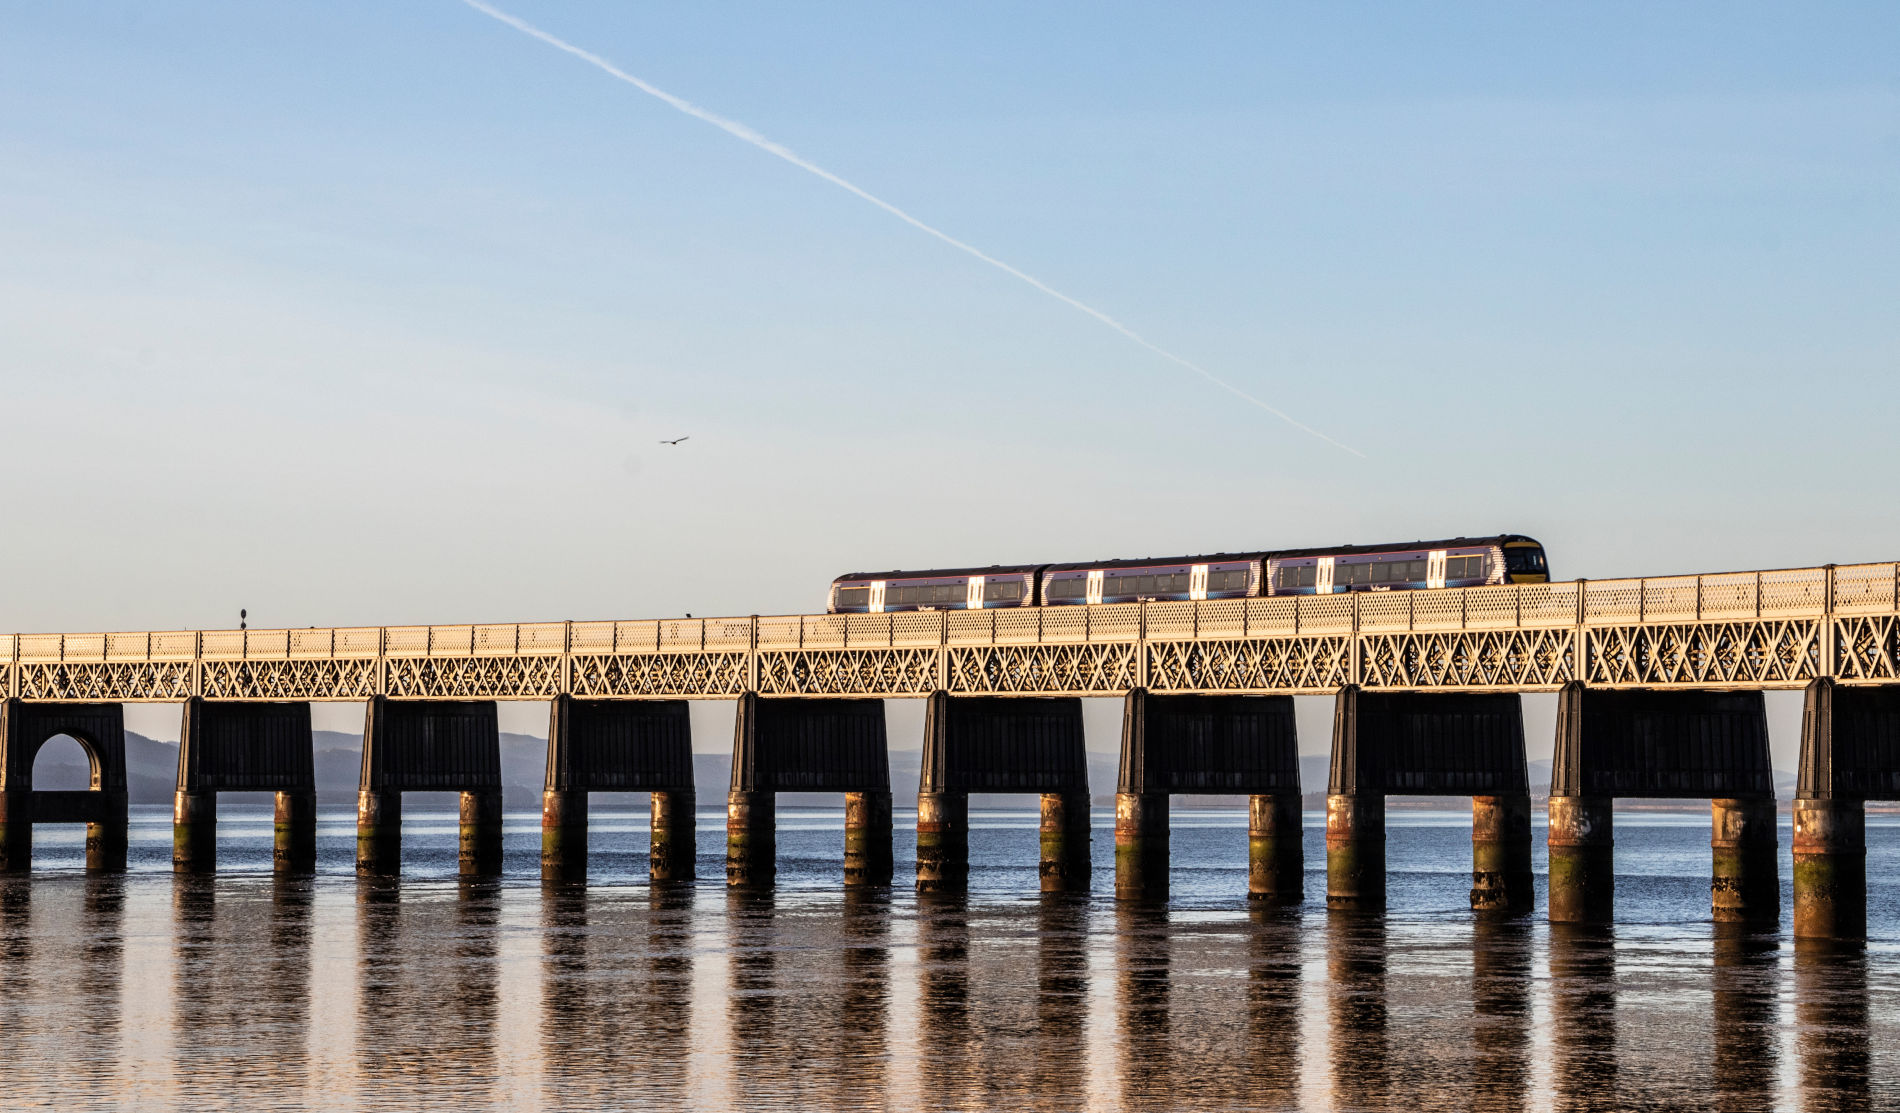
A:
[1, 804, 1897, 1111]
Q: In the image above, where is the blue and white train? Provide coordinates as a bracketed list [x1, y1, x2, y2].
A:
[827, 535, 1550, 614]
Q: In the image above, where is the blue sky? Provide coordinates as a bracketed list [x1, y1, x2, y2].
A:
[2, 2, 1896, 634]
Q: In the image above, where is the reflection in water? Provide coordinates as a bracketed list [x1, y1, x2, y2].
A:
[915, 893, 970, 1107]
[1117, 903, 1172, 1110]
[1795, 939, 1870, 1113]
[1329, 912, 1388, 1110]
[1470, 918, 1532, 1113]
[1035, 896, 1090, 1106]
[1711, 927, 1778, 1111]
[356, 878, 499, 1105]
[0, 808, 1894, 1110]
[541, 883, 696, 1109]
[1548, 924, 1617, 1112]
[172, 876, 311, 1101]
[727, 888, 894, 1110]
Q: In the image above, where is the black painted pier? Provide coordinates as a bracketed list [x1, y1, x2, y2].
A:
[1325, 686, 1533, 914]
[172, 698, 317, 873]
[727, 692, 891, 888]
[915, 691, 1091, 893]
[1547, 682, 1777, 925]
[0, 699, 129, 873]
[1115, 689, 1303, 904]
[356, 697, 503, 877]
[541, 695, 696, 883]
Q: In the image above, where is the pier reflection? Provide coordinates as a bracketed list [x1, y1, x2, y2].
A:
[539, 882, 695, 1109]
[0, 877, 124, 1106]
[1795, 938, 1870, 1112]
[1711, 926, 1778, 1111]
[727, 889, 891, 1109]
[1548, 923, 1617, 1111]
[355, 878, 499, 1104]
[1470, 918, 1532, 1113]
[914, 893, 971, 1106]
[1033, 895, 1091, 1105]
[173, 876, 311, 1101]
[1117, 903, 1172, 1109]
[1328, 912, 1387, 1110]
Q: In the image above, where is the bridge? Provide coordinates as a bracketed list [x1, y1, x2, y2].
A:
[2, 561, 1898, 938]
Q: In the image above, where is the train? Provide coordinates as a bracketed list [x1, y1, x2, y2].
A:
[827, 535, 1549, 614]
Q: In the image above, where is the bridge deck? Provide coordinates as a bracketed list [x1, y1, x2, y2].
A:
[8, 563, 1900, 701]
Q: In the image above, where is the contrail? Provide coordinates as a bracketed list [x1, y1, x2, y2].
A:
[459, 0, 1363, 457]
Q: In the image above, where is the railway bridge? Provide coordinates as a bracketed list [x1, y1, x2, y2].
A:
[5, 561, 1900, 937]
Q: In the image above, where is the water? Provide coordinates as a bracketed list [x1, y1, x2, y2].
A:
[2, 804, 1897, 1111]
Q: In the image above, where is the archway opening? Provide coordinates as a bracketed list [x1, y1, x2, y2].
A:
[32, 733, 96, 791]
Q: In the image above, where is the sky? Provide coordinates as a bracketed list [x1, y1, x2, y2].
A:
[2, 2, 1897, 642]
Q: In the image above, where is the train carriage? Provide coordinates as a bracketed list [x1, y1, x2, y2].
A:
[826, 535, 1548, 613]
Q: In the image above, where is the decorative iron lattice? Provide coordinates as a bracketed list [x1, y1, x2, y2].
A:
[758, 649, 938, 696]
[1145, 637, 1350, 692]
[568, 652, 750, 699]
[1583, 621, 1820, 688]
[1359, 628, 1578, 689]
[1835, 616, 1900, 682]
[2, 563, 1893, 700]
[201, 659, 377, 701]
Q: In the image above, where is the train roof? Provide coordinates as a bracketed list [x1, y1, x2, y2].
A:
[832, 565, 1044, 583]
[1042, 551, 1265, 573]
[1262, 535, 1541, 560]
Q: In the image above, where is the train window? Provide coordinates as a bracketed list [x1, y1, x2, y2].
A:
[1046, 578, 1086, 600]
[1447, 555, 1488, 581]
[1504, 548, 1547, 574]
[1335, 562, 1371, 587]
[836, 587, 869, 608]
[985, 580, 1023, 602]
[1276, 565, 1317, 590]
[1208, 569, 1249, 594]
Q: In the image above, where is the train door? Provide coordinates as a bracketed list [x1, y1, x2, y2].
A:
[1317, 558, 1335, 594]
[1086, 570, 1105, 605]
[1427, 550, 1448, 589]
[1189, 564, 1209, 601]
[869, 581, 886, 613]
[966, 576, 985, 609]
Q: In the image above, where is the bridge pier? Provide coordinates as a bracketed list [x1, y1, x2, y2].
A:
[1791, 678, 1885, 939]
[1114, 791, 1168, 903]
[541, 695, 698, 883]
[356, 788, 403, 876]
[1248, 791, 1303, 903]
[1325, 686, 1384, 911]
[844, 790, 893, 887]
[0, 700, 130, 874]
[1040, 790, 1091, 892]
[1546, 795, 1614, 923]
[274, 789, 317, 872]
[650, 788, 696, 882]
[1117, 689, 1302, 903]
[725, 788, 776, 888]
[172, 789, 217, 873]
[355, 697, 503, 878]
[1548, 682, 1778, 925]
[727, 692, 888, 888]
[1470, 792, 1534, 914]
[915, 789, 967, 892]
[459, 790, 504, 875]
[1711, 797, 1778, 924]
[172, 698, 316, 874]
[1327, 687, 1532, 914]
[917, 691, 1087, 893]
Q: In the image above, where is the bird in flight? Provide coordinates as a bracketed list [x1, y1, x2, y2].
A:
[659, 436, 690, 446]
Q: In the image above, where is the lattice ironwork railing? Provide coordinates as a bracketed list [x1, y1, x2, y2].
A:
[2, 563, 1892, 700]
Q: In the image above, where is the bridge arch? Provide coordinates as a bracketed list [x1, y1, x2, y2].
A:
[29, 732, 101, 792]
[0, 700, 130, 872]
